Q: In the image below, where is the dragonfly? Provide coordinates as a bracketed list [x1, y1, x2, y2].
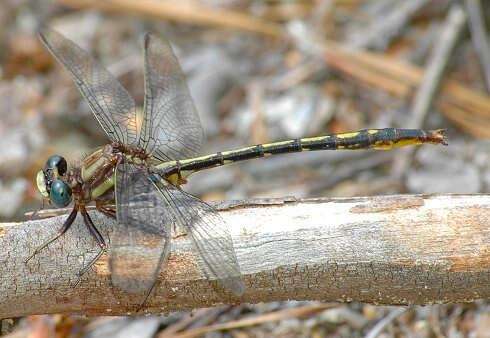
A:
[27, 28, 448, 305]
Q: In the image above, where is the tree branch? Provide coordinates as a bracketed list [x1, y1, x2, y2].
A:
[1, 194, 489, 318]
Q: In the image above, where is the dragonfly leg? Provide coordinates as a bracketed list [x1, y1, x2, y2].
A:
[96, 201, 116, 219]
[25, 206, 78, 263]
[74, 207, 107, 285]
[73, 249, 106, 287]
[136, 281, 158, 313]
[80, 206, 107, 250]
[28, 199, 46, 221]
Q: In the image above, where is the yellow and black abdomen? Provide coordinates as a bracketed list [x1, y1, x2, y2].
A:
[157, 128, 447, 178]
[300, 128, 447, 151]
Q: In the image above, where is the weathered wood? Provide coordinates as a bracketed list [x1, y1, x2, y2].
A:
[1, 194, 489, 318]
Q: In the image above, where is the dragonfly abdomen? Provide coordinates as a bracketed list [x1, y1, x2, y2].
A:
[157, 128, 447, 179]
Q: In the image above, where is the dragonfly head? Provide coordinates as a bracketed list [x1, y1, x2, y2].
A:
[36, 155, 72, 208]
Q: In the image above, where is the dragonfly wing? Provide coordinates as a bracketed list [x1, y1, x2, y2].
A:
[39, 28, 138, 146]
[152, 177, 245, 296]
[112, 162, 171, 299]
[140, 33, 204, 161]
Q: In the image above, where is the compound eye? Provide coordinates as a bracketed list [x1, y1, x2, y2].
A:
[49, 180, 72, 208]
[45, 155, 68, 177]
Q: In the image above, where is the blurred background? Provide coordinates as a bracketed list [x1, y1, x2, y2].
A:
[1, 0, 490, 337]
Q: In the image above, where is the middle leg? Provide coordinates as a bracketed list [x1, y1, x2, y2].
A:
[74, 206, 108, 285]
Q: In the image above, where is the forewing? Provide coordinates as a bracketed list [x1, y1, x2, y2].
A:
[153, 178, 245, 296]
[112, 162, 171, 299]
[140, 33, 204, 161]
[39, 28, 138, 145]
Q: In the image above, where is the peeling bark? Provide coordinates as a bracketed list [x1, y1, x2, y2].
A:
[1, 194, 489, 318]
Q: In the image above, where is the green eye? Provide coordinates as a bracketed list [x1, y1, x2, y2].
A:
[45, 155, 68, 177]
[49, 180, 72, 207]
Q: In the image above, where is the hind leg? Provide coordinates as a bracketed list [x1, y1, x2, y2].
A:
[96, 201, 116, 219]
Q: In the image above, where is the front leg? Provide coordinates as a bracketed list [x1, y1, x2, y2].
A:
[25, 206, 78, 263]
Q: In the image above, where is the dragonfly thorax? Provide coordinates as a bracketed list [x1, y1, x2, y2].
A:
[78, 143, 153, 203]
[113, 142, 151, 163]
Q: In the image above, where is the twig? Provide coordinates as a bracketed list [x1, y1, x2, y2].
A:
[169, 303, 335, 338]
[338, 48, 490, 119]
[324, 50, 410, 96]
[347, 0, 430, 50]
[288, 22, 490, 138]
[364, 307, 409, 338]
[391, 5, 466, 180]
[438, 101, 490, 138]
[57, 0, 282, 37]
[2, 194, 490, 318]
[465, 0, 490, 92]
[321, 43, 490, 131]
[158, 308, 223, 338]
[410, 5, 467, 128]
[258, 2, 312, 21]
[311, 0, 334, 36]
[428, 305, 445, 338]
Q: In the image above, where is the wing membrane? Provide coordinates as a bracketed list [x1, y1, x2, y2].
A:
[152, 177, 245, 296]
[39, 28, 138, 146]
[112, 164, 244, 297]
[140, 33, 204, 161]
[112, 162, 171, 300]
